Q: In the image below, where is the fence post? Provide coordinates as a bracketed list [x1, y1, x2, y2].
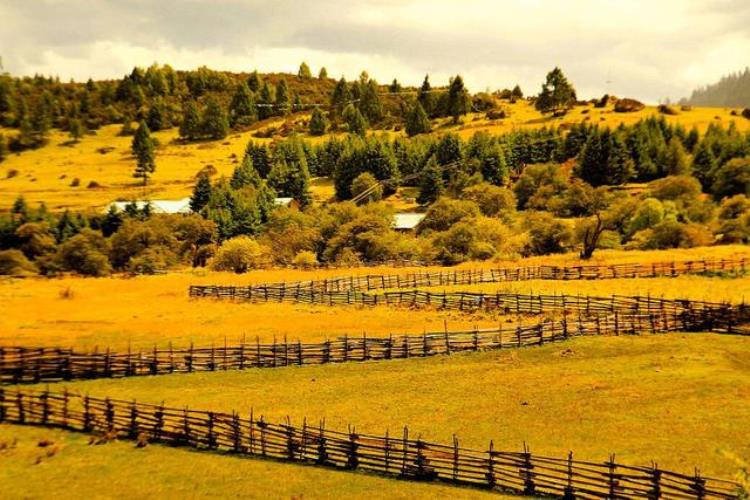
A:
[187, 342, 194, 373]
[207, 412, 217, 449]
[346, 427, 359, 470]
[650, 463, 662, 499]
[453, 435, 459, 482]
[153, 403, 165, 442]
[232, 411, 242, 453]
[444, 320, 451, 355]
[105, 397, 115, 432]
[316, 420, 328, 465]
[129, 401, 138, 439]
[692, 469, 706, 500]
[522, 443, 535, 496]
[487, 440, 496, 489]
[607, 454, 620, 499]
[401, 426, 409, 476]
[41, 389, 49, 425]
[564, 451, 575, 500]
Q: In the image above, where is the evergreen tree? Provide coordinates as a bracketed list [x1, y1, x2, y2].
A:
[257, 82, 275, 120]
[330, 77, 351, 119]
[201, 98, 229, 140]
[68, 118, 84, 143]
[101, 205, 123, 237]
[447, 75, 469, 123]
[229, 82, 257, 127]
[132, 121, 156, 185]
[511, 85, 524, 99]
[245, 141, 272, 178]
[405, 101, 431, 137]
[343, 103, 367, 136]
[179, 100, 202, 141]
[308, 107, 329, 136]
[146, 101, 165, 131]
[684, 126, 700, 152]
[298, 62, 312, 80]
[577, 129, 633, 186]
[358, 78, 382, 123]
[267, 156, 312, 207]
[480, 144, 509, 186]
[247, 70, 263, 92]
[664, 137, 691, 175]
[318, 67, 328, 79]
[0, 133, 6, 162]
[231, 156, 262, 189]
[190, 172, 212, 212]
[30, 94, 52, 145]
[535, 67, 577, 115]
[418, 75, 435, 117]
[692, 140, 718, 188]
[417, 157, 444, 204]
[275, 78, 290, 115]
[389, 79, 402, 93]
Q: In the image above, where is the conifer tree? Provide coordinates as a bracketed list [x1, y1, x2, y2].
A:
[132, 121, 156, 185]
[535, 67, 577, 115]
[275, 78, 290, 115]
[389, 79, 402, 93]
[447, 75, 469, 123]
[201, 98, 229, 140]
[417, 157, 444, 204]
[179, 100, 202, 141]
[230, 156, 262, 189]
[308, 107, 329, 136]
[0, 133, 6, 163]
[247, 70, 262, 92]
[229, 82, 257, 127]
[318, 67, 328, 80]
[68, 118, 84, 143]
[692, 140, 718, 188]
[664, 137, 691, 175]
[511, 84, 524, 99]
[418, 75, 435, 117]
[405, 101, 431, 137]
[245, 141, 272, 178]
[190, 172, 212, 212]
[258, 82, 275, 120]
[480, 144, 509, 186]
[298, 62, 312, 80]
[146, 101, 165, 131]
[330, 77, 351, 119]
[343, 103, 367, 136]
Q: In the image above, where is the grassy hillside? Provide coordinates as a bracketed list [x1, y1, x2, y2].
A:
[1, 99, 747, 213]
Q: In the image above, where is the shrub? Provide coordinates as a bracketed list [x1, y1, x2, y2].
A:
[127, 246, 171, 274]
[614, 98, 645, 113]
[87, 180, 101, 189]
[657, 104, 679, 115]
[594, 94, 609, 108]
[626, 198, 664, 235]
[742, 108, 750, 120]
[648, 175, 702, 201]
[417, 198, 481, 234]
[711, 157, 750, 200]
[350, 172, 383, 204]
[485, 108, 508, 120]
[639, 220, 713, 249]
[70, 178, 80, 187]
[292, 250, 318, 268]
[211, 236, 268, 273]
[462, 183, 516, 219]
[522, 212, 573, 256]
[513, 164, 569, 210]
[57, 229, 112, 276]
[0, 249, 38, 276]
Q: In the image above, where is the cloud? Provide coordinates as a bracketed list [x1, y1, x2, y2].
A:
[1, 0, 748, 103]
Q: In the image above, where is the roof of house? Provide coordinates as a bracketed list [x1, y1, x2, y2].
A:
[106, 197, 192, 214]
[274, 197, 295, 206]
[393, 213, 426, 230]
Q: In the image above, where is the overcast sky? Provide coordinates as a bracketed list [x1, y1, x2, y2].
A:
[1, 0, 748, 103]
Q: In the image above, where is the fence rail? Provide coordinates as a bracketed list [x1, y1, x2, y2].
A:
[0, 388, 739, 499]
[192, 258, 749, 297]
[1, 305, 741, 385]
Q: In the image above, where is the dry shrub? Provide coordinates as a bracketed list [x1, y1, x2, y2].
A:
[59, 286, 75, 299]
[614, 98, 645, 113]
[6, 169, 18, 179]
[485, 108, 508, 120]
[658, 104, 679, 115]
[70, 177, 80, 187]
[87, 180, 102, 188]
[196, 164, 218, 178]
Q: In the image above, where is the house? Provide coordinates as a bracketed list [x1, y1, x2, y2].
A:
[393, 213, 426, 232]
[105, 197, 192, 214]
[274, 197, 300, 209]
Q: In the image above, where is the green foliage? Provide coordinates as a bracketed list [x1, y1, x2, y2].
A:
[275, 78, 290, 115]
[576, 128, 634, 186]
[350, 172, 383, 204]
[231, 156, 262, 190]
[179, 100, 202, 141]
[131, 121, 156, 185]
[0, 249, 38, 276]
[513, 163, 569, 210]
[298, 62, 312, 80]
[190, 173, 213, 213]
[229, 83, 257, 127]
[318, 67, 328, 80]
[211, 236, 268, 273]
[57, 228, 111, 276]
[535, 67, 577, 115]
[418, 75, 435, 117]
[712, 157, 750, 200]
[201, 98, 229, 140]
[257, 82, 276, 120]
[343, 103, 367, 136]
[308, 107, 329, 136]
[447, 75, 469, 123]
[417, 157, 445, 205]
[664, 136, 691, 175]
[462, 183, 516, 218]
[267, 138, 312, 206]
[405, 102, 431, 137]
[417, 198, 480, 234]
[522, 212, 573, 256]
[68, 119, 84, 142]
[333, 136, 398, 200]
[247, 70, 262, 92]
[146, 101, 166, 131]
[0, 133, 6, 162]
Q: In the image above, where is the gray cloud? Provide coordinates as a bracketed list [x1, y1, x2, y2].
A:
[1, 0, 748, 102]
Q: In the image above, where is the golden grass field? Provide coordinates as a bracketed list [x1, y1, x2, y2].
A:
[1, 100, 747, 213]
[2, 246, 750, 497]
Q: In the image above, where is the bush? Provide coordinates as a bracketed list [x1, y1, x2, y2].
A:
[462, 183, 516, 219]
[417, 198, 481, 234]
[350, 172, 383, 204]
[211, 236, 268, 273]
[57, 229, 112, 276]
[485, 108, 508, 120]
[648, 175, 702, 201]
[614, 98, 645, 113]
[639, 220, 713, 249]
[0, 249, 38, 276]
[657, 104, 679, 115]
[127, 246, 172, 274]
[522, 212, 573, 256]
[711, 157, 750, 200]
[742, 108, 750, 120]
[292, 250, 318, 268]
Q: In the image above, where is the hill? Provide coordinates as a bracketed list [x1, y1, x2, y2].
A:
[682, 67, 750, 108]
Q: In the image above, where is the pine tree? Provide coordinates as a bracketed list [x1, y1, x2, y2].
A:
[258, 82, 275, 120]
[298, 62, 312, 80]
[417, 157, 444, 204]
[275, 78, 290, 116]
[231, 156, 262, 189]
[692, 140, 718, 188]
[480, 145, 509, 186]
[308, 107, 329, 136]
[132, 121, 156, 185]
[511, 85, 524, 99]
[535, 67, 577, 115]
[318, 67, 328, 80]
[607, 132, 635, 185]
[68, 118, 84, 143]
[664, 137, 691, 175]
[190, 172, 212, 212]
[179, 100, 202, 141]
[358, 78, 382, 123]
[343, 103, 367, 136]
[418, 75, 435, 117]
[330, 77, 351, 119]
[201, 98, 229, 140]
[389, 79, 402, 93]
[245, 141, 272, 178]
[30, 94, 51, 146]
[405, 101, 431, 137]
[229, 83, 257, 127]
[146, 101, 165, 131]
[447, 75, 469, 123]
[247, 70, 263, 92]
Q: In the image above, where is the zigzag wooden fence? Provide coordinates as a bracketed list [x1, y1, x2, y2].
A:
[0, 389, 739, 499]
[0, 311, 696, 385]
[193, 258, 749, 297]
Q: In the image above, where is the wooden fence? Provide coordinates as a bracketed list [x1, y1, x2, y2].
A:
[192, 258, 749, 297]
[0, 308, 735, 385]
[0, 388, 739, 499]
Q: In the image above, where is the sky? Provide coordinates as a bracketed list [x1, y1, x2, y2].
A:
[1, 0, 748, 103]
